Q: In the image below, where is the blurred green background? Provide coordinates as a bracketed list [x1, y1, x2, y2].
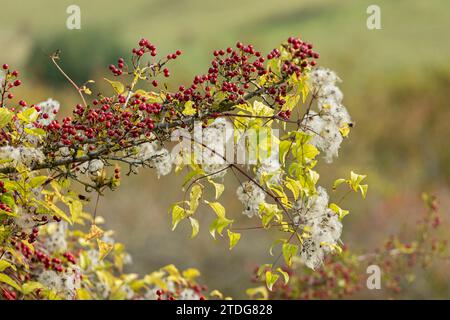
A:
[1, 0, 449, 298]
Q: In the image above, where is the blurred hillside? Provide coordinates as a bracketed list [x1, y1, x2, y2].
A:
[0, 0, 449, 298]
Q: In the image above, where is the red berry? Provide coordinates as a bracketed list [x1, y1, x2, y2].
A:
[2, 64, 8, 70]
[13, 79, 21, 86]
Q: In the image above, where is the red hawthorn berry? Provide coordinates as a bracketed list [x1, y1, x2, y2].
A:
[19, 100, 27, 107]
[7, 93, 13, 99]
[13, 79, 21, 86]
[2, 64, 8, 70]
[52, 258, 62, 264]
[12, 70, 19, 77]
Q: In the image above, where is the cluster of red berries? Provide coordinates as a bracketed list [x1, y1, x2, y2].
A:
[62, 251, 77, 264]
[13, 236, 77, 272]
[109, 58, 126, 76]
[113, 167, 120, 180]
[277, 110, 292, 120]
[1, 63, 22, 106]
[0, 182, 12, 213]
[28, 227, 39, 243]
[132, 38, 158, 57]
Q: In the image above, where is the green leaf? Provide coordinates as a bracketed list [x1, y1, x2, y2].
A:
[29, 176, 48, 188]
[0, 108, 13, 128]
[0, 273, 21, 291]
[257, 264, 272, 277]
[104, 78, 125, 94]
[329, 203, 350, 220]
[189, 217, 199, 238]
[37, 199, 72, 224]
[24, 127, 46, 137]
[276, 267, 290, 285]
[265, 270, 279, 291]
[208, 180, 225, 200]
[285, 177, 301, 201]
[359, 184, 368, 199]
[97, 239, 113, 261]
[204, 200, 225, 218]
[76, 288, 92, 300]
[182, 100, 196, 116]
[282, 243, 298, 267]
[227, 230, 241, 250]
[189, 184, 202, 213]
[279, 140, 292, 165]
[332, 178, 346, 190]
[246, 286, 269, 300]
[350, 171, 367, 190]
[0, 260, 15, 272]
[22, 281, 44, 295]
[17, 107, 38, 123]
[209, 216, 232, 239]
[170, 205, 187, 230]
[182, 169, 203, 187]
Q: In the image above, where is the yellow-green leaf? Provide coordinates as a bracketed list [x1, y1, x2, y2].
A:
[97, 239, 113, 261]
[204, 200, 225, 218]
[227, 230, 241, 250]
[182, 101, 196, 116]
[209, 216, 232, 239]
[104, 78, 125, 94]
[189, 217, 199, 238]
[0, 273, 21, 291]
[0, 108, 13, 128]
[0, 260, 15, 272]
[209, 180, 225, 199]
[29, 176, 48, 188]
[282, 243, 298, 267]
[265, 271, 279, 291]
[276, 267, 290, 285]
[86, 224, 104, 240]
[189, 185, 202, 213]
[170, 205, 187, 231]
[22, 281, 44, 295]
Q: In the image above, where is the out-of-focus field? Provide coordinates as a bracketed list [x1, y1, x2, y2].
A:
[1, 0, 449, 298]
